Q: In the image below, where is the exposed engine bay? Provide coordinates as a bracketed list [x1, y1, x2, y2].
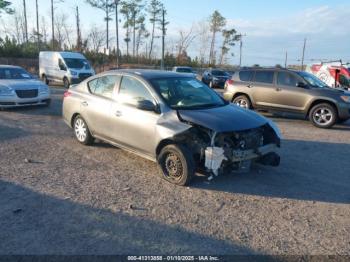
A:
[173, 122, 281, 180]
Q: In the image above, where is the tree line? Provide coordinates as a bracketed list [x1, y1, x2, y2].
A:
[0, 0, 240, 68]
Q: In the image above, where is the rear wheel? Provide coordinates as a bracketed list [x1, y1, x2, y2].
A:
[158, 144, 195, 186]
[309, 103, 337, 128]
[73, 115, 94, 145]
[233, 95, 251, 109]
[63, 77, 70, 89]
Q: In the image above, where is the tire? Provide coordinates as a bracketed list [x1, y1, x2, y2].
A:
[158, 144, 195, 186]
[73, 115, 94, 145]
[309, 103, 337, 128]
[42, 75, 49, 85]
[63, 77, 70, 89]
[233, 95, 251, 109]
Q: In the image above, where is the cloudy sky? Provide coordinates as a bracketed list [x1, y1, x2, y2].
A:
[2, 0, 350, 66]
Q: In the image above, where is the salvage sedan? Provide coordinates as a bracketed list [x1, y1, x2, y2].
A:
[0, 65, 51, 108]
[63, 70, 281, 186]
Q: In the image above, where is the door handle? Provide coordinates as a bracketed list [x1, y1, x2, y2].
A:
[81, 101, 88, 107]
[115, 110, 123, 117]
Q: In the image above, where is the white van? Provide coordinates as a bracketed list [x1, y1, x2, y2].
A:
[39, 51, 95, 88]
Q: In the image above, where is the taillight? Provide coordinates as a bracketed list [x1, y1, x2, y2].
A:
[63, 91, 72, 98]
[227, 79, 234, 85]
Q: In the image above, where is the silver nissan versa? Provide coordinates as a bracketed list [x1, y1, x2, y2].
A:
[63, 70, 281, 186]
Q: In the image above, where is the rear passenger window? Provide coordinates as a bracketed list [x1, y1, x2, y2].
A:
[239, 70, 254, 82]
[88, 75, 120, 98]
[254, 71, 274, 84]
[277, 72, 298, 87]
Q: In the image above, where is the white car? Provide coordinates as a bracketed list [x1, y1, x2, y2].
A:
[0, 65, 51, 108]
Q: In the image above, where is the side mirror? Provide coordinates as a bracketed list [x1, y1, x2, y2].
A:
[296, 82, 307, 88]
[136, 99, 157, 112]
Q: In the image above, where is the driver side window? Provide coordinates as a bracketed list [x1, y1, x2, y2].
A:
[118, 76, 154, 106]
[58, 59, 66, 71]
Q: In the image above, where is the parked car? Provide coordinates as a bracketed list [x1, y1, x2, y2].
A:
[223, 67, 350, 128]
[39, 51, 95, 89]
[0, 65, 50, 108]
[172, 66, 197, 78]
[202, 69, 230, 88]
[63, 69, 281, 186]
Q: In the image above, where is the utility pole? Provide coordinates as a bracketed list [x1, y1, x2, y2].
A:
[284, 51, 288, 68]
[115, 0, 120, 68]
[23, 0, 28, 43]
[161, 8, 166, 70]
[35, 0, 40, 50]
[51, 0, 55, 50]
[301, 38, 307, 70]
[238, 33, 246, 67]
[76, 6, 82, 51]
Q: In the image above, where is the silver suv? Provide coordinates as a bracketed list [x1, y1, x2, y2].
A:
[63, 70, 281, 185]
[223, 68, 350, 128]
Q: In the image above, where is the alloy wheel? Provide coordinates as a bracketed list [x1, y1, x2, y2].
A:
[313, 107, 333, 126]
[75, 118, 87, 142]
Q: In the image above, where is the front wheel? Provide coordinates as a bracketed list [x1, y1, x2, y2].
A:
[63, 77, 70, 89]
[73, 115, 94, 145]
[309, 103, 337, 128]
[158, 144, 195, 186]
[233, 95, 251, 109]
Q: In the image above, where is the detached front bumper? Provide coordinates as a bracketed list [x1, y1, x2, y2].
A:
[0, 93, 51, 108]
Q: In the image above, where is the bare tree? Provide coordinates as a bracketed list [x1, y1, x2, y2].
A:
[209, 10, 226, 65]
[86, 0, 115, 50]
[22, 0, 28, 42]
[54, 13, 72, 50]
[195, 20, 211, 66]
[147, 0, 162, 59]
[135, 17, 149, 57]
[88, 25, 106, 52]
[176, 25, 196, 63]
[51, 0, 65, 50]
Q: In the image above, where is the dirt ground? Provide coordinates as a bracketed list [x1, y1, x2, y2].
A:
[0, 87, 349, 255]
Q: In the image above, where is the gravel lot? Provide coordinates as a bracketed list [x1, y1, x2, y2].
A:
[0, 87, 349, 255]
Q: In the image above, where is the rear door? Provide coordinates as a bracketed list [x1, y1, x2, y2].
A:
[81, 74, 120, 138]
[249, 70, 276, 108]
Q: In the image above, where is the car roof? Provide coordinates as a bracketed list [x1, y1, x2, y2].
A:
[237, 67, 302, 73]
[0, 65, 22, 69]
[107, 69, 193, 79]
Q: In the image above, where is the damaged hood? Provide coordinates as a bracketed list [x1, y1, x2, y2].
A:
[178, 104, 268, 132]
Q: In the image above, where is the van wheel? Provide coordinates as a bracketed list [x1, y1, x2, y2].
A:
[63, 77, 70, 89]
[42, 75, 49, 85]
[158, 144, 195, 186]
[233, 95, 251, 109]
[309, 103, 337, 128]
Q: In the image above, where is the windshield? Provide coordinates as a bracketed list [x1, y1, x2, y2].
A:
[212, 70, 228, 77]
[151, 77, 227, 110]
[64, 58, 91, 69]
[176, 68, 193, 73]
[297, 71, 328, 88]
[0, 68, 33, 80]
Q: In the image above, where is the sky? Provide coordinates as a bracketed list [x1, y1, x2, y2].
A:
[2, 0, 350, 66]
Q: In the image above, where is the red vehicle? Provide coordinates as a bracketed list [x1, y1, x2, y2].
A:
[306, 61, 350, 90]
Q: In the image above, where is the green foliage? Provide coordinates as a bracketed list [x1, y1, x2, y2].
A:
[210, 10, 226, 33]
[0, 0, 14, 15]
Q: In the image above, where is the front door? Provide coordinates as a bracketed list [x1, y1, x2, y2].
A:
[110, 75, 160, 156]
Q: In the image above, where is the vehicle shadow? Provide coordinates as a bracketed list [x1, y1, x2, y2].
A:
[192, 139, 350, 204]
[0, 124, 30, 142]
[0, 180, 255, 255]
